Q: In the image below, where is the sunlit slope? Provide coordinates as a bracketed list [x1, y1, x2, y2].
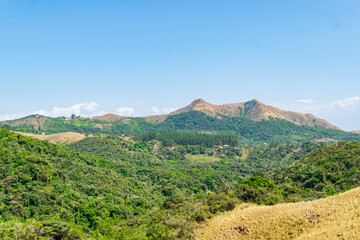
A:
[15, 131, 87, 143]
[196, 187, 360, 240]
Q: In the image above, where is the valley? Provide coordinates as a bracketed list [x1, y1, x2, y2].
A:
[3, 1, 358, 239]
[1, 100, 360, 239]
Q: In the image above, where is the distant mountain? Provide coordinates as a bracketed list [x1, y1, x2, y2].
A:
[165, 99, 339, 129]
[1, 99, 359, 143]
[3, 115, 49, 132]
[95, 98, 339, 129]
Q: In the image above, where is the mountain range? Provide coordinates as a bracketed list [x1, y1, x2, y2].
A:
[1, 99, 358, 143]
[96, 98, 338, 129]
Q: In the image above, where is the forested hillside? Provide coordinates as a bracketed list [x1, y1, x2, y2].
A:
[0, 129, 166, 239]
[235, 141, 360, 205]
[136, 130, 238, 147]
[0, 128, 329, 239]
[1, 111, 360, 144]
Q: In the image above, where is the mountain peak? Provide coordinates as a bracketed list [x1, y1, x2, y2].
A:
[248, 99, 263, 105]
[170, 98, 216, 116]
[92, 98, 339, 130]
[190, 98, 209, 106]
[168, 99, 339, 129]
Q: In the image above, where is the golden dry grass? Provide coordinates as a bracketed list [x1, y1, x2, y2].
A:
[195, 188, 360, 240]
[15, 131, 87, 144]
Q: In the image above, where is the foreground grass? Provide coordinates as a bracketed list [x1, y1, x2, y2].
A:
[196, 187, 360, 240]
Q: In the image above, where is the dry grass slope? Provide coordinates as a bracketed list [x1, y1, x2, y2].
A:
[196, 188, 360, 240]
[15, 131, 87, 144]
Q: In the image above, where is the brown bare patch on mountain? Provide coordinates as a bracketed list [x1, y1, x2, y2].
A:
[7, 116, 48, 131]
[144, 114, 168, 122]
[15, 131, 87, 144]
[167, 99, 339, 129]
[92, 113, 132, 123]
[91, 99, 339, 129]
[350, 130, 360, 134]
[170, 98, 245, 117]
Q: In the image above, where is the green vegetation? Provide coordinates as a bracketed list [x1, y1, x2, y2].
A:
[136, 130, 238, 147]
[2, 124, 360, 239]
[0, 130, 248, 239]
[0, 129, 166, 239]
[158, 111, 360, 143]
[273, 141, 360, 196]
[2, 111, 360, 144]
[235, 141, 360, 205]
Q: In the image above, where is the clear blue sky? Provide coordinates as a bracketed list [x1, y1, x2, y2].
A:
[1, 0, 360, 130]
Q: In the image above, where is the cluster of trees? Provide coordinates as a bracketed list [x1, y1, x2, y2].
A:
[136, 130, 238, 147]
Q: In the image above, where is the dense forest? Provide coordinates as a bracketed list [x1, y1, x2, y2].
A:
[135, 130, 238, 147]
[2, 125, 360, 239]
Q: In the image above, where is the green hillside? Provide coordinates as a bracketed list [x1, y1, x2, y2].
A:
[0, 128, 169, 239]
[235, 141, 360, 205]
[274, 141, 360, 195]
[1, 111, 360, 143]
[0, 128, 326, 239]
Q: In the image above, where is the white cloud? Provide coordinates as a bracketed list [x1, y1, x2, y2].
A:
[270, 96, 360, 130]
[34, 102, 103, 117]
[0, 113, 26, 121]
[151, 107, 160, 115]
[115, 107, 135, 116]
[273, 96, 360, 114]
[162, 107, 177, 114]
[0, 102, 108, 121]
[331, 96, 360, 109]
[31, 102, 105, 118]
[150, 107, 177, 115]
[0, 103, 179, 121]
[295, 99, 315, 104]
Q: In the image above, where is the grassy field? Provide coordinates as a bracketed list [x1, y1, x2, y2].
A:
[186, 154, 222, 162]
[196, 188, 360, 240]
[15, 131, 87, 144]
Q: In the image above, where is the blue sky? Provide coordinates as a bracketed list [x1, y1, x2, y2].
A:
[0, 0, 360, 130]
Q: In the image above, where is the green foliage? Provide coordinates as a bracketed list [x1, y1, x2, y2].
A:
[0, 129, 163, 239]
[273, 141, 360, 195]
[2, 125, 360, 239]
[237, 141, 360, 205]
[2, 111, 360, 144]
[136, 130, 238, 147]
[236, 177, 283, 205]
